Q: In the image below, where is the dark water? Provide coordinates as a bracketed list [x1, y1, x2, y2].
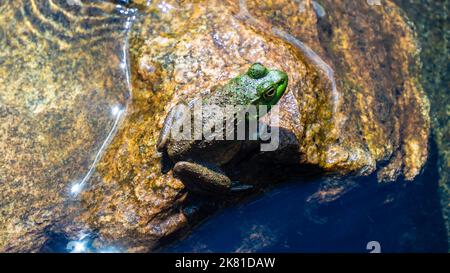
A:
[163, 140, 447, 252]
[161, 0, 450, 253]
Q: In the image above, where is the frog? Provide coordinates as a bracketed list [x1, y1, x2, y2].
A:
[157, 63, 288, 195]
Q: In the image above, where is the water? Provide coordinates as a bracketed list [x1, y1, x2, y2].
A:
[0, 0, 136, 251]
[163, 141, 447, 252]
[394, 0, 450, 247]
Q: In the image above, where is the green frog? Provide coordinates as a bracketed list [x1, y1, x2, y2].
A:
[157, 63, 288, 195]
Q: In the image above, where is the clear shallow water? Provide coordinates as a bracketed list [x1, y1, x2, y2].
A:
[0, 0, 136, 251]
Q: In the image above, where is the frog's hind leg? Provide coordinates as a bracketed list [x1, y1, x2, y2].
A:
[173, 161, 232, 195]
[173, 161, 255, 195]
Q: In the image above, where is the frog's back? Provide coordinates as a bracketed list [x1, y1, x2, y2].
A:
[166, 83, 243, 165]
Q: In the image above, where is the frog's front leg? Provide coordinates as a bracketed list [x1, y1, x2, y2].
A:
[157, 102, 190, 152]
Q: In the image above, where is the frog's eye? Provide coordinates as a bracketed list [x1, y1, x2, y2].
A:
[247, 63, 268, 79]
[263, 85, 276, 100]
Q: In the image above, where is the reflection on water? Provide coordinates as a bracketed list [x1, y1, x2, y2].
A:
[69, 104, 124, 198]
[0, 1, 135, 251]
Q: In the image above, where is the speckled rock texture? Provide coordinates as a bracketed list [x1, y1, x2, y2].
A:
[0, 0, 431, 252]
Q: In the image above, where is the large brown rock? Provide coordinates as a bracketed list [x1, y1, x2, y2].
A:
[79, 0, 430, 251]
[0, 0, 430, 252]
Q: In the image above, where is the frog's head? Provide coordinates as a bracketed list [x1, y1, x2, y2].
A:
[239, 63, 288, 109]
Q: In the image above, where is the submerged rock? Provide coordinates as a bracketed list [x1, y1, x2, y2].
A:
[0, 0, 135, 252]
[0, 0, 431, 252]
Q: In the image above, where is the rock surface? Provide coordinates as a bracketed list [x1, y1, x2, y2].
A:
[0, 0, 431, 252]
